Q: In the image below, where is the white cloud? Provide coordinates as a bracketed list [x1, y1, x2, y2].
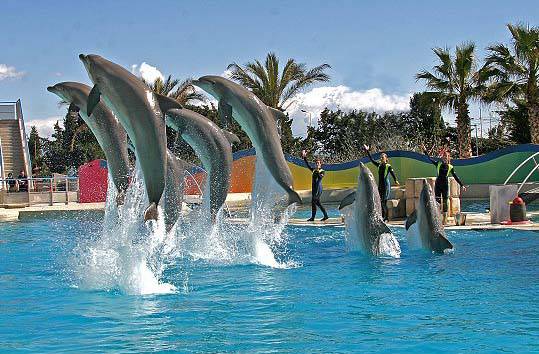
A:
[25, 117, 63, 138]
[131, 62, 164, 84]
[285, 86, 411, 136]
[0, 64, 24, 80]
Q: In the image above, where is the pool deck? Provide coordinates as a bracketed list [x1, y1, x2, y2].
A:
[1, 201, 539, 231]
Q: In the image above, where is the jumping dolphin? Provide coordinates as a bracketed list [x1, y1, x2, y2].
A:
[405, 180, 454, 253]
[338, 163, 401, 257]
[166, 108, 238, 220]
[79, 54, 182, 221]
[127, 142, 194, 232]
[47, 82, 130, 204]
[192, 76, 302, 205]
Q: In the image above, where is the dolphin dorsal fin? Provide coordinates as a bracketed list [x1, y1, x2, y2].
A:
[87, 84, 101, 116]
[155, 93, 182, 116]
[405, 210, 417, 230]
[221, 129, 240, 145]
[339, 192, 356, 210]
[218, 100, 233, 127]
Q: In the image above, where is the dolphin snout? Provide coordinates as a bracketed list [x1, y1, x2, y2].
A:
[46, 86, 55, 92]
[78, 54, 86, 62]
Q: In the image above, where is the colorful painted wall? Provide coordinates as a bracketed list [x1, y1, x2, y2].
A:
[225, 144, 539, 192]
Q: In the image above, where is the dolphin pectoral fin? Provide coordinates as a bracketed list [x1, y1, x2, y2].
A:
[221, 129, 240, 145]
[405, 210, 417, 230]
[436, 232, 454, 251]
[144, 202, 158, 221]
[288, 190, 303, 205]
[87, 84, 101, 116]
[155, 92, 182, 114]
[218, 100, 233, 127]
[338, 192, 356, 210]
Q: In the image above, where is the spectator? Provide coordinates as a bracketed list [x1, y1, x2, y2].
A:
[17, 170, 28, 192]
[6, 172, 17, 192]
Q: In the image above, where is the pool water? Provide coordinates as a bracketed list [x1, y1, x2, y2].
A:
[0, 210, 538, 352]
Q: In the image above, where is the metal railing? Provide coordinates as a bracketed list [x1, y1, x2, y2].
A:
[1, 177, 79, 206]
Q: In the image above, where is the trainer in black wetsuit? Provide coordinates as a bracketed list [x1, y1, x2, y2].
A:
[423, 149, 465, 216]
[302, 150, 329, 222]
[364, 146, 399, 221]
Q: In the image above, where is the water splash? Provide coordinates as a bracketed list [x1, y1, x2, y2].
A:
[342, 204, 401, 258]
[72, 164, 176, 295]
[71, 155, 297, 295]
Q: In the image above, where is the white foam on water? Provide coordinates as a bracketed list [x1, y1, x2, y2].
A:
[405, 222, 423, 251]
[72, 164, 176, 295]
[342, 202, 401, 258]
[72, 154, 298, 295]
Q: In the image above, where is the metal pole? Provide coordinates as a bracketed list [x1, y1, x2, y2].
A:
[65, 177, 69, 204]
[49, 178, 53, 206]
[479, 106, 483, 138]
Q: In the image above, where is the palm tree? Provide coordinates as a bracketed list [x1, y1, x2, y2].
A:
[482, 24, 539, 143]
[143, 75, 206, 105]
[416, 43, 488, 158]
[227, 52, 331, 109]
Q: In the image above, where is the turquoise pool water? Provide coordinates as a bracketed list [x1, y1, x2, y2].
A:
[0, 211, 538, 352]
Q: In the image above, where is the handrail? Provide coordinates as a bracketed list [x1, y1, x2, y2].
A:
[503, 151, 539, 185]
[16, 100, 32, 178]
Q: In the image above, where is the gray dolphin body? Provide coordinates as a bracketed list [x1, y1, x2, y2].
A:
[193, 76, 302, 205]
[127, 142, 192, 232]
[47, 82, 130, 204]
[166, 108, 235, 220]
[79, 54, 181, 220]
[338, 163, 401, 256]
[405, 180, 454, 253]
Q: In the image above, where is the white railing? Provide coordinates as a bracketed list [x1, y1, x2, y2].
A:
[503, 152, 539, 185]
[1, 177, 79, 206]
[15, 100, 32, 178]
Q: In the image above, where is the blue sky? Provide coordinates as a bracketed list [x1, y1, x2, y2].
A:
[1, 0, 538, 136]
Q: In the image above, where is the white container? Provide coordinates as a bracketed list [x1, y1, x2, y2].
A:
[489, 185, 518, 224]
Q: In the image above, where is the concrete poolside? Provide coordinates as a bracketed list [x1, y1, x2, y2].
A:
[1, 195, 539, 232]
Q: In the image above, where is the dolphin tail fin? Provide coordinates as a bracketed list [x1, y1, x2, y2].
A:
[288, 190, 303, 205]
[155, 92, 182, 115]
[436, 232, 454, 251]
[338, 192, 356, 210]
[144, 202, 158, 221]
[87, 85, 101, 116]
[405, 210, 417, 230]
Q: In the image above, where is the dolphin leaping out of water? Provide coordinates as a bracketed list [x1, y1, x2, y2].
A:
[338, 163, 401, 257]
[166, 108, 237, 220]
[192, 75, 302, 206]
[79, 54, 182, 221]
[47, 82, 130, 205]
[405, 180, 454, 253]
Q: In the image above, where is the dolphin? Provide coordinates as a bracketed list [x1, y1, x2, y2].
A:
[338, 163, 401, 257]
[192, 76, 302, 205]
[127, 142, 194, 232]
[47, 82, 130, 204]
[405, 180, 454, 253]
[79, 54, 182, 221]
[166, 108, 238, 220]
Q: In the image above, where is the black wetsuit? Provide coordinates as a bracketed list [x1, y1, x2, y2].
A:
[424, 152, 464, 212]
[366, 151, 398, 220]
[303, 156, 328, 220]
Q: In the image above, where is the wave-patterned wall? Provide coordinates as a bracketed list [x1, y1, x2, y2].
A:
[227, 144, 539, 193]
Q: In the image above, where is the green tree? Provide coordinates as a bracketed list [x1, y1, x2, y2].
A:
[227, 52, 331, 109]
[144, 75, 205, 105]
[28, 126, 42, 165]
[482, 24, 539, 143]
[416, 43, 488, 158]
[227, 52, 331, 153]
[408, 92, 446, 149]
